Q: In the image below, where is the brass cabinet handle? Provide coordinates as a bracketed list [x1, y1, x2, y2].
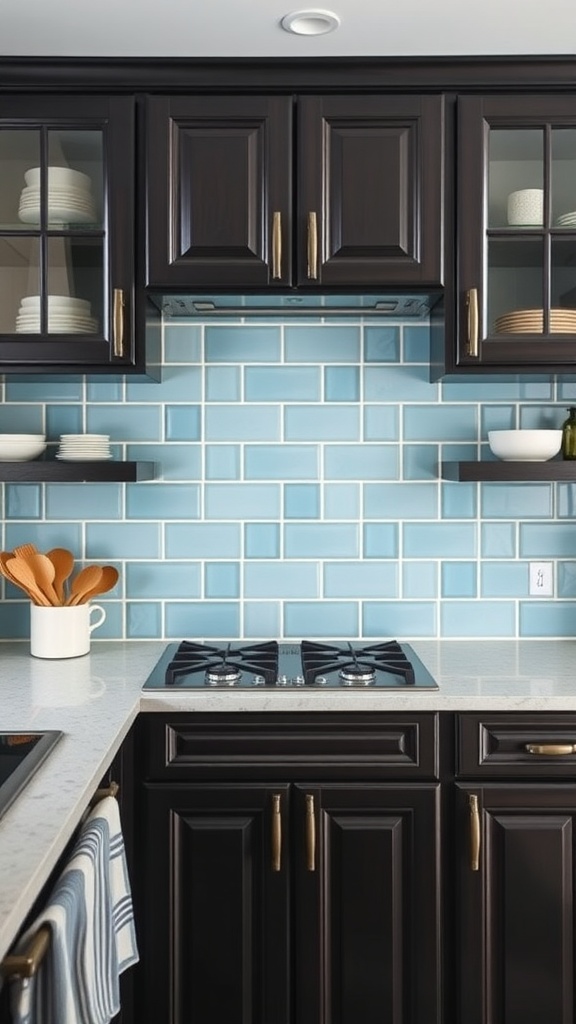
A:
[526, 743, 576, 756]
[271, 793, 282, 872]
[1, 924, 50, 979]
[305, 793, 316, 871]
[272, 211, 282, 280]
[469, 794, 480, 872]
[307, 211, 318, 280]
[466, 287, 479, 357]
[113, 288, 125, 358]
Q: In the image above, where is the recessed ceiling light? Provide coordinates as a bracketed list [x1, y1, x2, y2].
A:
[280, 9, 341, 36]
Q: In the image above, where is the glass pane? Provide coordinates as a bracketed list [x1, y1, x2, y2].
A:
[0, 130, 41, 230]
[488, 129, 544, 229]
[551, 239, 576, 334]
[47, 236, 102, 334]
[0, 237, 41, 334]
[487, 238, 543, 335]
[47, 131, 102, 229]
[552, 130, 576, 226]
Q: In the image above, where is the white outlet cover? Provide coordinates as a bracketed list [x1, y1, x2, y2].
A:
[529, 562, 554, 597]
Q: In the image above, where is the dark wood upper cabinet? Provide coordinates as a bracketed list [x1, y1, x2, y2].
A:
[454, 94, 576, 373]
[296, 95, 443, 288]
[145, 95, 292, 289]
[145, 93, 444, 291]
[0, 94, 144, 373]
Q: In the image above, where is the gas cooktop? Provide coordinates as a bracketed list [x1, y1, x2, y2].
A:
[142, 640, 439, 691]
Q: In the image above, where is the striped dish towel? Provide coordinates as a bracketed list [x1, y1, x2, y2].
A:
[11, 795, 139, 1024]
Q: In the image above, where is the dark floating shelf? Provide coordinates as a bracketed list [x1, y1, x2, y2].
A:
[442, 460, 576, 482]
[0, 461, 156, 482]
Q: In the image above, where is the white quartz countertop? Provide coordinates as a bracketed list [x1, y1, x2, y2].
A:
[2, 636, 576, 963]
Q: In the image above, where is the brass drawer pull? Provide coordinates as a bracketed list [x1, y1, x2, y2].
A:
[307, 211, 318, 280]
[271, 793, 282, 872]
[466, 288, 479, 357]
[272, 211, 282, 280]
[525, 743, 576, 756]
[469, 793, 480, 872]
[113, 287, 125, 358]
[305, 793, 316, 871]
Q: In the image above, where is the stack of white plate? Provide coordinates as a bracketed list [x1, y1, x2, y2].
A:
[556, 210, 576, 227]
[15, 295, 98, 334]
[56, 434, 112, 461]
[18, 166, 98, 225]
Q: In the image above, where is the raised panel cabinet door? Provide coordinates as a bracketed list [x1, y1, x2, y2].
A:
[456, 783, 576, 1024]
[456, 94, 576, 372]
[145, 95, 292, 288]
[292, 783, 441, 1024]
[296, 95, 444, 288]
[137, 783, 291, 1024]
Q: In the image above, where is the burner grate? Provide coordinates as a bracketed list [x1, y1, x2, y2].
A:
[301, 640, 416, 686]
[165, 640, 279, 685]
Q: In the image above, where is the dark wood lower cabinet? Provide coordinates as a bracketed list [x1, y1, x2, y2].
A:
[132, 712, 576, 1024]
[456, 783, 576, 1024]
[292, 784, 441, 1024]
[136, 775, 441, 1024]
[139, 783, 290, 1024]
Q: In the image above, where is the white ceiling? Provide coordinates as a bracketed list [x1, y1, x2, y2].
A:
[1, 0, 576, 59]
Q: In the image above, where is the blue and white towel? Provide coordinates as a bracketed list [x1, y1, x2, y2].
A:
[11, 795, 139, 1024]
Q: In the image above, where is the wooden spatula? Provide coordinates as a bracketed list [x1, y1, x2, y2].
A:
[5, 557, 52, 605]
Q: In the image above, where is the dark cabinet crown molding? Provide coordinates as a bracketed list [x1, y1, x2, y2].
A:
[2, 55, 576, 93]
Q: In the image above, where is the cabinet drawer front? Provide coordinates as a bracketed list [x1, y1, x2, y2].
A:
[141, 712, 438, 781]
[458, 713, 576, 777]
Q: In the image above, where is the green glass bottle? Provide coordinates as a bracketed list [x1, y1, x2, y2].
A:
[562, 407, 576, 460]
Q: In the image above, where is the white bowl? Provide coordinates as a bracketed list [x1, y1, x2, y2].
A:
[0, 436, 47, 461]
[488, 429, 562, 462]
[0, 433, 45, 440]
[24, 166, 93, 190]
[21, 295, 91, 310]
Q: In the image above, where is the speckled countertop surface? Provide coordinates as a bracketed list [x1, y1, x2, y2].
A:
[2, 636, 576, 962]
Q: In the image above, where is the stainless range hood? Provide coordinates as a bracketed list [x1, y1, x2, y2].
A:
[151, 292, 441, 319]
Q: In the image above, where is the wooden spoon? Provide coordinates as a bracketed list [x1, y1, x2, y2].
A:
[45, 548, 75, 604]
[66, 565, 103, 606]
[26, 552, 61, 605]
[5, 557, 52, 606]
[80, 565, 119, 602]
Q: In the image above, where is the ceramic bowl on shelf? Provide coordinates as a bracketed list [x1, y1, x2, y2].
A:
[506, 188, 544, 226]
[488, 429, 562, 462]
[23, 166, 93, 190]
[0, 434, 47, 461]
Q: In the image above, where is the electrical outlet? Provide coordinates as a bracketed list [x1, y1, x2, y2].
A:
[529, 561, 554, 597]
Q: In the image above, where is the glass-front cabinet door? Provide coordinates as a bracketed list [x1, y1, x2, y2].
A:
[0, 96, 135, 371]
[456, 95, 576, 372]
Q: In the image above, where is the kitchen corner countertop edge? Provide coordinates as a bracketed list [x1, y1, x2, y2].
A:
[1, 636, 576, 963]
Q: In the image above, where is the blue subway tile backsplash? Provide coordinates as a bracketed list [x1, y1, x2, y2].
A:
[2, 313, 576, 641]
